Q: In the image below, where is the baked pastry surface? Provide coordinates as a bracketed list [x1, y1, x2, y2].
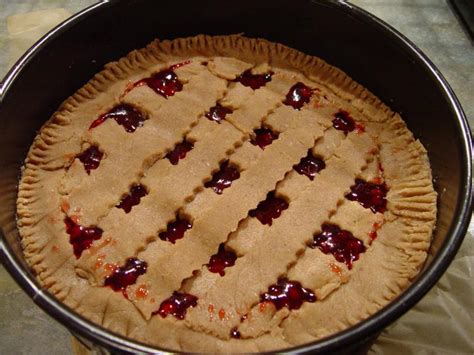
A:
[17, 35, 437, 352]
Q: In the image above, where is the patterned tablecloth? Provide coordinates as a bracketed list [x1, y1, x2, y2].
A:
[0, 1, 472, 354]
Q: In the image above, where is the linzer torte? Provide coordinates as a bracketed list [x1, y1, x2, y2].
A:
[17, 35, 437, 352]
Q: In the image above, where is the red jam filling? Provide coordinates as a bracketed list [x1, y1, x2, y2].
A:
[369, 222, 382, 244]
[345, 178, 388, 213]
[230, 328, 241, 339]
[159, 218, 192, 244]
[293, 151, 325, 180]
[64, 217, 103, 258]
[207, 244, 237, 276]
[77, 146, 103, 174]
[249, 192, 288, 225]
[356, 122, 365, 133]
[284, 82, 314, 109]
[206, 103, 233, 123]
[251, 128, 278, 150]
[116, 185, 148, 213]
[332, 110, 356, 134]
[261, 278, 316, 310]
[204, 161, 240, 194]
[166, 141, 193, 165]
[311, 224, 366, 269]
[104, 258, 147, 293]
[90, 104, 147, 132]
[169, 60, 191, 71]
[154, 291, 198, 319]
[136, 68, 183, 98]
[235, 69, 273, 90]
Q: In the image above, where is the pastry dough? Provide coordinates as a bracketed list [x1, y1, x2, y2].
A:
[17, 35, 436, 352]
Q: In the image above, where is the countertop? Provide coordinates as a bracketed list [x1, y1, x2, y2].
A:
[0, 1, 472, 354]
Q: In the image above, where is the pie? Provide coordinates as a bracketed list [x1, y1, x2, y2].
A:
[16, 35, 437, 352]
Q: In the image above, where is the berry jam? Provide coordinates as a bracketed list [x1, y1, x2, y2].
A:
[207, 244, 237, 276]
[235, 70, 272, 90]
[284, 82, 314, 110]
[204, 161, 240, 194]
[249, 192, 288, 225]
[251, 128, 278, 150]
[261, 278, 316, 310]
[116, 185, 148, 213]
[345, 179, 388, 213]
[205, 103, 233, 123]
[104, 258, 147, 292]
[77, 146, 103, 174]
[332, 110, 356, 134]
[369, 222, 382, 244]
[356, 122, 365, 133]
[311, 224, 366, 269]
[166, 141, 193, 165]
[64, 217, 103, 258]
[154, 291, 198, 319]
[90, 104, 147, 133]
[230, 328, 241, 339]
[293, 151, 325, 180]
[159, 218, 192, 244]
[169, 60, 191, 71]
[136, 68, 183, 98]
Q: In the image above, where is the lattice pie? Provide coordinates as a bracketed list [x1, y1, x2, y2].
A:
[17, 35, 437, 352]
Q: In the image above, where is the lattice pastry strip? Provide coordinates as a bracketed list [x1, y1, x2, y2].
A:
[184, 106, 331, 219]
[61, 66, 226, 226]
[17, 82, 136, 231]
[224, 73, 303, 134]
[181, 132, 375, 339]
[279, 124, 436, 345]
[75, 119, 244, 284]
[222, 125, 346, 255]
[238, 146, 385, 338]
[279, 222, 411, 343]
[128, 108, 328, 318]
[207, 56, 254, 80]
[29, 68, 159, 172]
[70, 61, 324, 305]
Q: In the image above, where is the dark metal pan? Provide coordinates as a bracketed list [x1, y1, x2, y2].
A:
[0, 0, 471, 353]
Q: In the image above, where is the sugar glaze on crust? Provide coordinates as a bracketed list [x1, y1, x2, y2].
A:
[16, 35, 436, 352]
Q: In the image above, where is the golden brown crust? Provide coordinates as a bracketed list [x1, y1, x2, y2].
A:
[17, 35, 436, 352]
